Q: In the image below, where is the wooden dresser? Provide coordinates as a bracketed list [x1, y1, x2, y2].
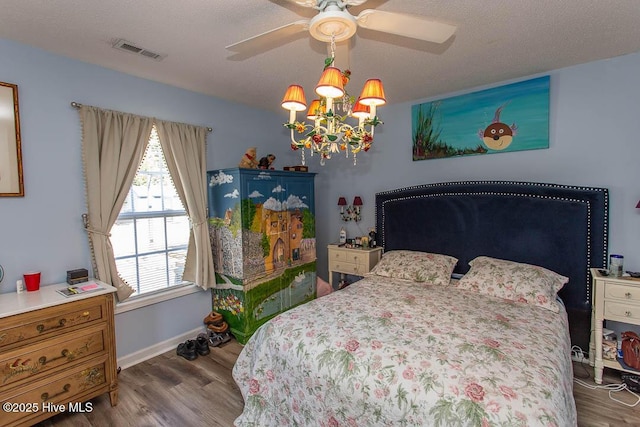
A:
[0, 281, 118, 426]
[590, 268, 640, 384]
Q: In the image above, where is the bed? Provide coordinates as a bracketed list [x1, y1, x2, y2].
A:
[232, 181, 608, 426]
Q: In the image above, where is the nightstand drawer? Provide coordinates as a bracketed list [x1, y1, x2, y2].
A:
[330, 249, 348, 262]
[330, 249, 369, 265]
[344, 251, 369, 265]
[329, 261, 365, 275]
[604, 301, 640, 322]
[329, 250, 369, 265]
[605, 282, 640, 303]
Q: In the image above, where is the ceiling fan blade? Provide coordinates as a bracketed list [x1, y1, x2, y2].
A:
[356, 9, 456, 43]
[281, 0, 369, 8]
[281, 0, 318, 7]
[225, 20, 309, 52]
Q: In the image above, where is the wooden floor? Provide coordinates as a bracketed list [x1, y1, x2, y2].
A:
[38, 340, 640, 427]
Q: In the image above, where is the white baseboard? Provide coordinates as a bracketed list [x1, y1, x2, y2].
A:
[117, 326, 205, 370]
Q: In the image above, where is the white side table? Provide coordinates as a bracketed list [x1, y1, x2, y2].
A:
[590, 268, 640, 383]
[327, 244, 383, 289]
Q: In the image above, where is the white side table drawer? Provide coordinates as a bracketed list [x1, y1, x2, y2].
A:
[604, 301, 640, 322]
[605, 282, 640, 302]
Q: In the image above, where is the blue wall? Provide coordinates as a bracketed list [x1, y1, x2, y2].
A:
[1, 37, 639, 359]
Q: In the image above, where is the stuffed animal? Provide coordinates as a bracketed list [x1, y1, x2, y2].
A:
[258, 154, 276, 170]
[238, 147, 259, 169]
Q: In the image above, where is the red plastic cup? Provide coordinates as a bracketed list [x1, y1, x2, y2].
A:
[23, 272, 41, 292]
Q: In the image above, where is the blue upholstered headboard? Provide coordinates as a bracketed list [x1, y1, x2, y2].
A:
[375, 181, 608, 351]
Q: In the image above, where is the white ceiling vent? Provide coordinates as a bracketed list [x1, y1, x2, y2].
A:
[112, 39, 166, 61]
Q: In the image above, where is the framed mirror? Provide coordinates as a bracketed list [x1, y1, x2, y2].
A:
[0, 81, 24, 196]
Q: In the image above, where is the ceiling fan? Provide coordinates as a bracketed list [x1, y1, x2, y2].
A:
[225, 0, 457, 55]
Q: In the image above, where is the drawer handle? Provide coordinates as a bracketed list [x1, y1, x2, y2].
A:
[37, 318, 67, 333]
[626, 292, 633, 299]
[626, 311, 633, 317]
[39, 349, 70, 366]
[41, 383, 71, 402]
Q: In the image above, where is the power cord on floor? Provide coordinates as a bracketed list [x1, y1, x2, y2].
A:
[571, 345, 640, 408]
[574, 378, 640, 407]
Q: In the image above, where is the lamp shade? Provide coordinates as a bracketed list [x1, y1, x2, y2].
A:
[637, 200, 640, 209]
[353, 196, 363, 206]
[359, 79, 386, 107]
[281, 85, 307, 111]
[337, 197, 347, 206]
[306, 99, 326, 120]
[351, 98, 370, 119]
[315, 67, 345, 99]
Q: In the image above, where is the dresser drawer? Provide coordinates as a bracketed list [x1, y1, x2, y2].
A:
[0, 296, 106, 352]
[604, 301, 640, 322]
[0, 325, 107, 388]
[0, 359, 107, 426]
[604, 282, 640, 303]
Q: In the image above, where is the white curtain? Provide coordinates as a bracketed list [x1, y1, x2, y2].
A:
[155, 120, 216, 289]
[80, 106, 153, 301]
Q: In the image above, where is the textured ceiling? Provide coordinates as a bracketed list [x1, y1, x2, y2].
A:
[1, 0, 640, 114]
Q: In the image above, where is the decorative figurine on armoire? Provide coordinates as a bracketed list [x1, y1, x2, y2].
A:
[258, 154, 276, 170]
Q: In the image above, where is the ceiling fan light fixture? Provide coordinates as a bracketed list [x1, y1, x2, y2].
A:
[315, 67, 345, 99]
[283, 31, 384, 167]
[306, 99, 325, 120]
[358, 79, 386, 107]
[351, 97, 370, 119]
[281, 84, 307, 111]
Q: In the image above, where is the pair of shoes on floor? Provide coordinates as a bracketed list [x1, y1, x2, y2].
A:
[207, 321, 229, 333]
[203, 310, 229, 334]
[177, 334, 210, 360]
[207, 330, 232, 347]
[203, 311, 223, 325]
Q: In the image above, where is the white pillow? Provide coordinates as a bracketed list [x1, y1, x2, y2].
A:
[368, 250, 458, 286]
[455, 256, 568, 312]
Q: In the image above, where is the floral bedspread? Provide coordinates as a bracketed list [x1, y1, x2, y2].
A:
[232, 276, 577, 426]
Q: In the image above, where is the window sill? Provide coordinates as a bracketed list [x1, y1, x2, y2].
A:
[115, 284, 207, 315]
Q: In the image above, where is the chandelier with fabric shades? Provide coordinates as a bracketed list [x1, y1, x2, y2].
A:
[281, 37, 386, 166]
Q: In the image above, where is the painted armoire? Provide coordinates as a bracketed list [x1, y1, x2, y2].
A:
[207, 168, 316, 344]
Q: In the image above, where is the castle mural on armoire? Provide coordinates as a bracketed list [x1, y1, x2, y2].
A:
[207, 168, 316, 344]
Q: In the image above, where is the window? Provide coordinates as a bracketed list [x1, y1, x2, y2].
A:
[111, 126, 190, 297]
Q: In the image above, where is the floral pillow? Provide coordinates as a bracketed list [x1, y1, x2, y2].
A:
[368, 250, 458, 285]
[455, 256, 568, 312]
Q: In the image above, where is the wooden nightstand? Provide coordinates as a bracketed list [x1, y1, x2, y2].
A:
[328, 244, 383, 289]
[590, 268, 640, 383]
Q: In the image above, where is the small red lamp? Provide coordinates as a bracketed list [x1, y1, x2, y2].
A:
[352, 196, 363, 221]
[636, 200, 640, 209]
[338, 197, 348, 214]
